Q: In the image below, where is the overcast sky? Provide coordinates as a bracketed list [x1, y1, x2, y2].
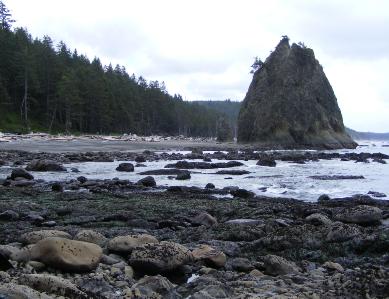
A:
[8, 0, 389, 132]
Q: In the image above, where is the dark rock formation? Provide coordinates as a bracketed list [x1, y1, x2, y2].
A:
[237, 37, 357, 149]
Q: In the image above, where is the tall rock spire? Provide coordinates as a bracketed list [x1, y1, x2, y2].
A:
[237, 37, 357, 149]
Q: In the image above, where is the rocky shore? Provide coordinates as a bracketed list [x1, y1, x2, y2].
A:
[1, 149, 389, 298]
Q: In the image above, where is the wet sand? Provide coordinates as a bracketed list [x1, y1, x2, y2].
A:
[0, 139, 239, 153]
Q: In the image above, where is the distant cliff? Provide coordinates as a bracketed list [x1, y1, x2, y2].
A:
[346, 128, 389, 141]
[237, 37, 357, 149]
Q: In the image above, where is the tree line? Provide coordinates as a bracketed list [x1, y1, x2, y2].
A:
[0, 1, 231, 138]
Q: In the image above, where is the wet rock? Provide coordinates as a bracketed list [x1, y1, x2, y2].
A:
[176, 171, 191, 180]
[192, 212, 217, 227]
[192, 245, 226, 268]
[0, 210, 19, 221]
[373, 158, 386, 164]
[10, 168, 34, 180]
[116, 162, 134, 172]
[263, 255, 300, 276]
[20, 230, 71, 244]
[326, 222, 360, 242]
[127, 275, 180, 298]
[19, 274, 87, 299]
[0, 244, 21, 259]
[51, 182, 63, 192]
[107, 234, 158, 254]
[323, 261, 344, 272]
[215, 170, 250, 175]
[19, 237, 102, 272]
[310, 175, 365, 180]
[135, 155, 147, 163]
[367, 191, 386, 198]
[230, 188, 255, 198]
[0, 283, 53, 299]
[75, 276, 116, 298]
[190, 284, 231, 299]
[229, 257, 254, 272]
[26, 160, 66, 172]
[164, 160, 244, 169]
[137, 176, 156, 187]
[205, 183, 215, 189]
[305, 213, 332, 226]
[257, 155, 276, 167]
[129, 241, 193, 273]
[140, 169, 187, 176]
[333, 205, 383, 225]
[74, 230, 107, 246]
[77, 176, 87, 183]
[0, 252, 12, 271]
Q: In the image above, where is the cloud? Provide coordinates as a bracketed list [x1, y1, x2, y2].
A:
[7, 0, 389, 131]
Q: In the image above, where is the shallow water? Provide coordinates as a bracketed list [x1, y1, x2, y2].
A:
[1, 140, 389, 202]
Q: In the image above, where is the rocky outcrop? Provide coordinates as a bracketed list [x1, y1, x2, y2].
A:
[237, 37, 357, 149]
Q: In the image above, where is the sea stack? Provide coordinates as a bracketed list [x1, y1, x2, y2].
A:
[237, 37, 357, 149]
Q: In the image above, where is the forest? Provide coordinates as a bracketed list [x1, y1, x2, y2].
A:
[0, 1, 233, 137]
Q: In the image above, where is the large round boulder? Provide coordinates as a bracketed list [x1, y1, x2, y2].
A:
[137, 176, 156, 187]
[26, 160, 66, 172]
[107, 234, 158, 254]
[116, 163, 134, 172]
[28, 237, 102, 272]
[129, 241, 193, 273]
[20, 230, 72, 245]
[192, 244, 226, 268]
[333, 205, 383, 225]
[263, 254, 300, 276]
[74, 230, 107, 246]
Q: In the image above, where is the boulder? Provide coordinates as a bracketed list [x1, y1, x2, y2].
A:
[19, 274, 87, 299]
[237, 37, 356, 149]
[137, 176, 156, 187]
[51, 182, 63, 192]
[176, 171, 191, 180]
[0, 210, 19, 221]
[333, 205, 383, 225]
[135, 155, 147, 163]
[164, 160, 244, 169]
[26, 160, 66, 172]
[326, 222, 360, 243]
[0, 283, 53, 299]
[192, 244, 226, 268]
[323, 261, 344, 272]
[305, 213, 332, 226]
[0, 244, 21, 259]
[127, 275, 178, 298]
[22, 237, 102, 272]
[139, 169, 187, 175]
[129, 241, 193, 273]
[205, 183, 215, 189]
[10, 168, 34, 180]
[230, 188, 255, 198]
[263, 254, 300, 275]
[257, 155, 276, 167]
[215, 170, 250, 175]
[116, 162, 134, 172]
[107, 234, 158, 254]
[192, 212, 217, 227]
[74, 230, 107, 246]
[20, 230, 71, 244]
